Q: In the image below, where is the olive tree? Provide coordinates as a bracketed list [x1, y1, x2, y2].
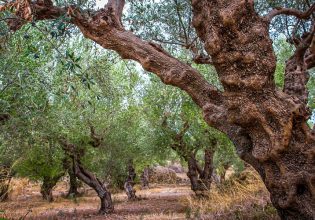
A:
[1, 0, 315, 218]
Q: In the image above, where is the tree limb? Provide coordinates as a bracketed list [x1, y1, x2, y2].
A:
[3, 0, 230, 157]
[88, 124, 103, 148]
[2, 0, 222, 111]
[107, 0, 125, 21]
[284, 24, 315, 115]
[173, 0, 189, 45]
[174, 121, 190, 141]
[265, 3, 315, 22]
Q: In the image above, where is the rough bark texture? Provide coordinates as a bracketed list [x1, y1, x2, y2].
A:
[124, 159, 137, 200]
[60, 140, 114, 214]
[191, 1, 315, 219]
[2, 0, 315, 218]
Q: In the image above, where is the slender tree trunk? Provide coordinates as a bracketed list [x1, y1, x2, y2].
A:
[40, 179, 53, 202]
[200, 149, 214, 190]
[63, 157, 79, 198]
[187, 150, 214, 198]
[219, 173, 225, 183]
[67, 166, 79, 197]
[140, 167, 150, 189]
[40, 175, 62, 202]
[72, 159, 114, 214]
[124, 160, 137, 200]
[187, 156, 203, 196]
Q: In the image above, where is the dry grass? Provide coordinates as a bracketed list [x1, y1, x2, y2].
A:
[184, 168, 279, 219]
[7, 178, 30, 200]
[0, 169, 280, 220]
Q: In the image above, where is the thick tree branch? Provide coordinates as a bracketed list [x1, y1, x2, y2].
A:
[265, 3, 315, 22]
[107, 0, 125, 22]
[174, 121, 189, 141]
[284, 25, 315, 115]
[1, 0, 223, 119]
[305, 33, 315, 69]
[88, 125, 103, 148]
[192, 0, 276, 91]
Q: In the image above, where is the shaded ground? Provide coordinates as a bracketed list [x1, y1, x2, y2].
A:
[0, 181, 191, 220]
[0, 170, 280, 220]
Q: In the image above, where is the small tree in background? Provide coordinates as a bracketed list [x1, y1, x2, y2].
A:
[14, 143, 64, 202]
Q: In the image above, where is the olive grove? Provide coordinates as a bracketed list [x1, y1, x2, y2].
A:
[0, 0, 315, 219]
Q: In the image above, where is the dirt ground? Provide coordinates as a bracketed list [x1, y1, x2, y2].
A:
[0, 180, 193, 220]
[0, 171, 279, 220]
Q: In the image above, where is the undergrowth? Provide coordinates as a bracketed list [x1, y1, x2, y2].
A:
[184, 168, 279, 219]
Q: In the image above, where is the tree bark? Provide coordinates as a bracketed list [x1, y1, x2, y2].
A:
[73, 159, 114, 214]
[187, 149, 214, 197]
[124, 159, 137, 200]
[40, 175, 62, 202]
[63, 157, 79, 198]
[191, 1, 315, 219]
[67, 166, 79, 197]
[60, 140, 114, 214]
[140, 167, 150, 189]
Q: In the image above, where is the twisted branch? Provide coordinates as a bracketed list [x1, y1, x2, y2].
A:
[266, 3, 315, 22]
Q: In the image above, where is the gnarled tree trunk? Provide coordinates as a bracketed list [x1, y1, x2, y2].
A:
[73, 159, 114, 214]
[124, 159, 137, 200]
[60, 140, 114, 214]
[191, 1, 315, 218]
[166, 120, 215, 197]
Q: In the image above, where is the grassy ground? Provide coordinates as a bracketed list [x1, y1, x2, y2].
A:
[0, 169, 279, 220]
